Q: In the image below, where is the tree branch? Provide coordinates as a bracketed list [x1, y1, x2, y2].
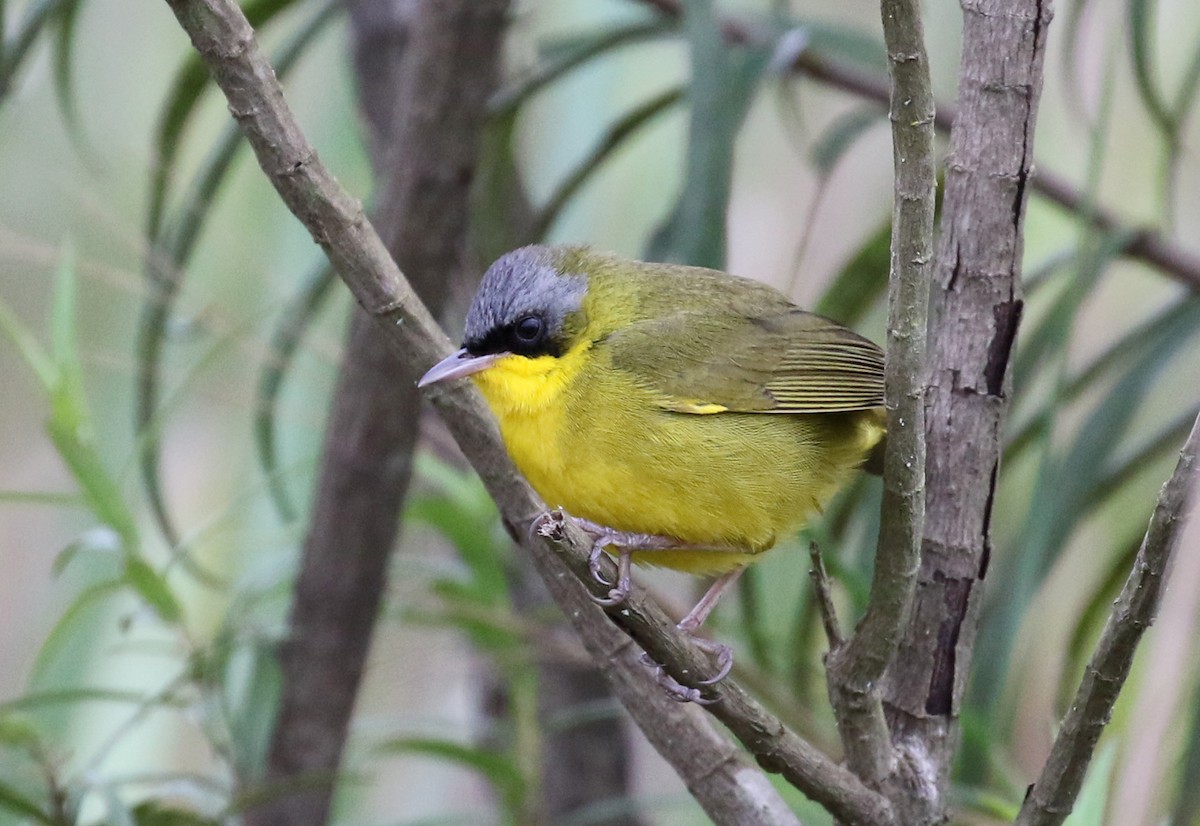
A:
[824, 0, 933, 789]
[1015, 412, 1199, 826]
[159, 0, 893, 821]
[533, 542, 805, 826]
[530, 517, 895, 825]
[635, 0, 1200, 294]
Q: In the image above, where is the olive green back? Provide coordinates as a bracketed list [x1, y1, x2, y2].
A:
[553, 247, 884, 414]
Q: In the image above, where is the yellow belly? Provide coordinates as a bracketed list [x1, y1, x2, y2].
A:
[470, 346, 882, 575]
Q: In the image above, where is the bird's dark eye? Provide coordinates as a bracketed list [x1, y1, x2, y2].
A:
[514, 315, 544, 344]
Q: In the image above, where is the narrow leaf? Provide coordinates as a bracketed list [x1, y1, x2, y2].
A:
[254, 262, 338, 523]
[646, 1, 771, 268]
[531, 86, 683, 241]
[377, 738, 525, 816]
[1127, 0, 1176, 137]
[124, 558, 183, 623]
[813, 218, 889, 325]
[0, 780, 53, 824]
[491, 18, 672, 116]
[808, 106, 880, 177]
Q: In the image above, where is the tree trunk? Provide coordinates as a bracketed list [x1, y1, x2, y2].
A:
[249, 3, 509, 824]
[880, 1, 1054, 821]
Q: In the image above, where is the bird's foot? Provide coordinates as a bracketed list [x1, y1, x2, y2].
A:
[639, 651, 716, 704]
[637, 628, 735, 704]
[531, 509, 686, 608]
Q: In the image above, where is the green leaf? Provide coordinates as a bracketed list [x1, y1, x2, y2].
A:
[45, 383, 139, 554]
[0, 780, 53, 824]
[789, 21, 887, 74]
[1008, 297, 1200, 460]
[491, 18, 673, 116]
[0, 0, 71, 100]
[52, 526, 122, 576]
[254, 262, 338, 524]
[809, 106, 880, 177]
[1172, 37, 1200, 125]
[978, 294, 1193, 711]
[472, 108, 536, 262]
[376, 737, 526, 818]
[1060, 535, 1138, 710]
[0, 688, 155, 716]
[147, 0, 314, 239]
[224, 641, 281, 783]
[408, 454, 507, 607]
[0, 715, 41, 750]
[124, 558, 183, 624]
[139, 0, 338, 546]
[0, 294, 55, 389]
[0, 489, 84, 506]
[1063, 742, 1117, 826]
[1126, 0, 1176, 138]
[531, 86, 683, 242]
[814, 218, 889, 325]
[31, 579, 124, 684]
[3, 246, 141, 552]
[132, 800, 221, 826]
[646, 0, 771, 269]
[50, 0, 85, 139]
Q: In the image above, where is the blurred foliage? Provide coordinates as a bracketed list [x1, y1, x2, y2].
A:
[1, 0, 1199, 824]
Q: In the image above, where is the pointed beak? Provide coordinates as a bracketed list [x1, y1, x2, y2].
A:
[418, 348, 504, 388]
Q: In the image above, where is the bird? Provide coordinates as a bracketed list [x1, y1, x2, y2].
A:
[419, 244, 885, 700]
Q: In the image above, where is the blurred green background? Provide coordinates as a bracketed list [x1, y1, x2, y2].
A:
[1, 0, 1199, 823]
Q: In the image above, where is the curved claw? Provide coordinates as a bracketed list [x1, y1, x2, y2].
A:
[695, 642, 734, 686]
[588, 540, 613, 586]
[591, 585, 630, 607]
[638, 650, 716, 704]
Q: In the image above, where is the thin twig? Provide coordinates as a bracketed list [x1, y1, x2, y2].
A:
[159, 0, 894, 821]
[823, 0, 934, 789]
[808, 542, 844, 650]
[635, 0, 1200, 294]
[1015, 413, 1200, 826]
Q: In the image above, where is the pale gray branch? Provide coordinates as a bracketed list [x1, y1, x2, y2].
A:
[1016, 412, 1200, 826]
[824, 0, 934, 789]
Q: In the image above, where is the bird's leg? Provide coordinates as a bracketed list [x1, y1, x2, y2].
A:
[676, 567, 743, 685]
[567, 516, 692, 604]
[532, 509, 746, 701]
[637, 567, 745, 702]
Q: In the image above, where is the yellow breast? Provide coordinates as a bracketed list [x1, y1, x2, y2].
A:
[469, 343, 881, 575]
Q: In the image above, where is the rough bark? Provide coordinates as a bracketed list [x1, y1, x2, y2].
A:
[249, 3, 508, 824]
[878, 1, 1054, 822]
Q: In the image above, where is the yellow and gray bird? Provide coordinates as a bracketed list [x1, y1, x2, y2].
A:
[420, 244, 885, 697]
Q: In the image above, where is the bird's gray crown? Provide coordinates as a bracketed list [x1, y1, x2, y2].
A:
[463, 245, 588, 355]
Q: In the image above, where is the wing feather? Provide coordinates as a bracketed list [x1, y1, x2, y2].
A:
[607, 307, 884, 414]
